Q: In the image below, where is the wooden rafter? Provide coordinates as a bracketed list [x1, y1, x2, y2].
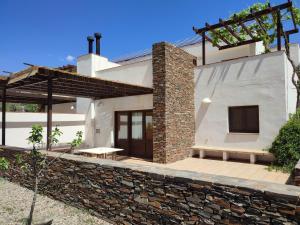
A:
[236, 19, 256, 39]
[289, 4, 297, 30]
[219, 18, 243, 41]
[205, 23, 232, 45]
[219, 39, 260, 50]
[250, 9, 268, 35]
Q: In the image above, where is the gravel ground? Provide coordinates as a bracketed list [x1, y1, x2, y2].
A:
[0, 178, 111, 225]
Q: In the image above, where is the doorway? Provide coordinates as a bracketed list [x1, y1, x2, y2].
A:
[115, 110, 153, 159]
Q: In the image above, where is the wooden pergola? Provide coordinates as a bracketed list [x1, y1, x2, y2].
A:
[0, 66, 153, 150]
[193, 0, 298, 65]
[0, 89, 76, 105]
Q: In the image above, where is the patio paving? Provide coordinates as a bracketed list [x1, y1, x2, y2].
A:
[120, 157, 291, 184]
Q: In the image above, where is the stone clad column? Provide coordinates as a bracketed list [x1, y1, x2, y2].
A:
[152, 42, 196, 164]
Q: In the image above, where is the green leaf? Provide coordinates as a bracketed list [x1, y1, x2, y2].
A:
[0, 157, 9, 170]
[268, 109, 300, 172]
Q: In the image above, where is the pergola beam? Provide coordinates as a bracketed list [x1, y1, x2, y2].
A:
[15, 80, 145, 97]
[46, 77, 52, 151]
[237, 19, 256, 39]
[2, 87, 6, 145]
[206, 23, 232, 45]
[6, 78, 49, 89]
[219, 39, 260, 50]
[219, 18, 243, 41]
[202, 32, 206, 65]
[250, 9, 268, 35]
[288, 0, 297, 30]
[277, 9, 282, 50]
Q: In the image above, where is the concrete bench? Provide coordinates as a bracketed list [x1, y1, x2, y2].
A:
[192, 145, 273, 164]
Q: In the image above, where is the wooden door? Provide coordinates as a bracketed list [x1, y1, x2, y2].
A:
[130, 111, 145, 157]
[115, 112, 129, 155]
[115, 110, 153, 159]
[145, 111, 153, 159]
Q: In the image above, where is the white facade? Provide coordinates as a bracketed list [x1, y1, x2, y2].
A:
[75, 40, 299, 152]
[194, 51, 293, 149]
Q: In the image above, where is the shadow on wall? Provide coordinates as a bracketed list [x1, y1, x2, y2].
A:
[196, 56, 265, 87]
[195, 102, 210, 130]
[194, 56, 266, 145]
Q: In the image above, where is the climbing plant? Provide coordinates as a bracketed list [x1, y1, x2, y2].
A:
[209, 1, 300, 52]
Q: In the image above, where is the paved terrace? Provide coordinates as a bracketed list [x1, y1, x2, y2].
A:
[119, 157, 290, 184]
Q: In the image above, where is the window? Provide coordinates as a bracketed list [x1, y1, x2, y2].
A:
[228, 106, 259, 133]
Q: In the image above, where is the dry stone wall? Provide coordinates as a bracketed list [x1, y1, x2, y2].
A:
[1, 149, 300, 225]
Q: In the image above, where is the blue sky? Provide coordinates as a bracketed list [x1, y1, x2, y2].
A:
[1, 0, 299, 72]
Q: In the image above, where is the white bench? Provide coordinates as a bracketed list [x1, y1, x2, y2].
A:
[192, 145, 274, 164]
[78, 147, 123, 160]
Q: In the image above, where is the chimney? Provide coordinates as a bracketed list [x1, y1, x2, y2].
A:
[87, 36, 94, 54]
[94, 33, 102, 55]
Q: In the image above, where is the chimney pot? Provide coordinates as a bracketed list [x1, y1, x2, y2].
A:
[94, 32, 102, 55]
[87, 36, 94, 54]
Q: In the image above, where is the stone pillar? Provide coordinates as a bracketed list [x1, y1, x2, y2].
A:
[152, 42, 195, 164]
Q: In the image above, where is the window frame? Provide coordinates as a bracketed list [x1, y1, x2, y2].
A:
[228, 105, 260, 134]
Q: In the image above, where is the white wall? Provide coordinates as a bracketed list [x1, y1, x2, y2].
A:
[94, 94, 153, 147]
[77, 54, 120, 77]
[194, 51, 289, 150]
[96, 59, 153, 87]
[52, 102, 76, 114]
[0, 112, 85, 148]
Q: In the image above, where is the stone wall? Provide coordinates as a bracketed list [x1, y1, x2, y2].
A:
[294, 159, 300, 186]
[1, 149, 300, 225]
[152, 42, 196, 164]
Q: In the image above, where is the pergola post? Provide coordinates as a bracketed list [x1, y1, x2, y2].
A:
[277, 10, 282, 51]
[202, 32, 206, 65]
[46, 77, 53, 150]
[2, 87, 6, 146]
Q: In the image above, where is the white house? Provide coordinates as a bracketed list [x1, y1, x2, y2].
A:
[1, 1, 298, 164]
[72, 33, 298, 163]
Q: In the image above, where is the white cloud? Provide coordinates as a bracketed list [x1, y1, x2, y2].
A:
[65, 55, 75, 62]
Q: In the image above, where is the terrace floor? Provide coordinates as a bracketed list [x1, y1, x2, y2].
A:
[118, 157, 291, 184]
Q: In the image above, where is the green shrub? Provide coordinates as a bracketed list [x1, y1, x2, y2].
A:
[268, 109, 300, 172]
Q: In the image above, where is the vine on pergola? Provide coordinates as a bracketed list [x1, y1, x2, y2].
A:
[209, 1, 300, 52]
